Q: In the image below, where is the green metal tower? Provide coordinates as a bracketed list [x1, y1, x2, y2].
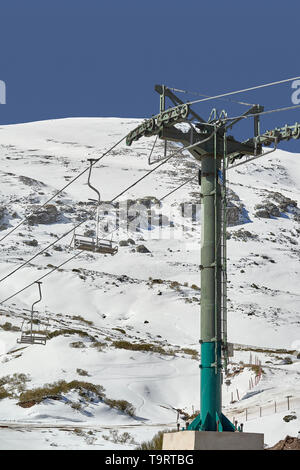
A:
[189, 129, 234, 432]
[126, 85, 300, 432]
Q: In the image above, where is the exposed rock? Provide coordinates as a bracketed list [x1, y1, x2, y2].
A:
[231, 229, 258, 241]
[227, 202, 244, 226]
[0, 207, 6, 222]
[136, 244, 151, 253]
[269, 435, 300, 450]
[255, 191, 299, 219]
[254, 202, 280, 218]
[28, 196, 41, 204]
[119, 240, 129, 247]
[282, 357, 293, 365]
[26, 204, 62, 225]
[18, 400, 37, 408]
[18, 175, 45, 188]
[226, 189, 250, 226]
[53, 245, 63, 252]
[117, 275, 130, 283]
[63, 206, 76, 214]
[23, 239, 38, 247]
[267, 191, 297, 212]
[227, 188, 240, 202]
[294, 214, 300, 223]
[0, 205, 16, 231]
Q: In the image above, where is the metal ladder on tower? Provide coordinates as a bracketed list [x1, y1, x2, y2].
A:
[220, 134, 229, 373]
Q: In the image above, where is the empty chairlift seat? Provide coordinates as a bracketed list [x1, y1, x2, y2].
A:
[17, 327, 47, 346]
[73, 158, 119, 256]
[74, 235, 118, 255]
[17, 281, 48, 346]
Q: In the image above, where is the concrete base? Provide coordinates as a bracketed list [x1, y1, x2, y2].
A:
[162, 431, 264, 450]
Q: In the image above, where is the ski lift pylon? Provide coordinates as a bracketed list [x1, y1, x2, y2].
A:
[73, 158, 118, 255]
[17, 281, 48, 345]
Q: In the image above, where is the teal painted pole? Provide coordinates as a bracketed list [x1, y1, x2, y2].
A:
[199, 152, 222, 430]
[200, 341, 222, 430]
[189, 144, 234, 432]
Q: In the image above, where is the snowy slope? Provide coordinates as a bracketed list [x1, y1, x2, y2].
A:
[0, 117, 299, 449]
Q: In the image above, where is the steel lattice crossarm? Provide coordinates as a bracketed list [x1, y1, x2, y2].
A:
[126, 110, 260, 161]
[126, 103, 190, 146]
[263, 122, 300, 142]
[127, 98, 300, 167]
[126, 84, 265, 160]
[228, 122, 300, 166]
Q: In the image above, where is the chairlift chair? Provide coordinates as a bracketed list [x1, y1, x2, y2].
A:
[74, 235, 118, 255]
[17, 281, 48, 345]
[73, 158, 118, 255]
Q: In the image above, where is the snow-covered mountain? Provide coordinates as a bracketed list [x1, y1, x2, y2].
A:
[0, 117, 299, 449]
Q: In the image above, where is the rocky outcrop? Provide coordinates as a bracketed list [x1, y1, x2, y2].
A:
[18, 175, 45, 188]
[26, 204, 63, 225]
[230, 228, 259, 241]
[136, 244, 151, 253]
[254, 202, 281, 218]
[227, 202, 244, 226]
[23, 239, 38, 247]
[268, 191, 297, 212]
[269, 435, 300, 450]
[119, 238, 137, 247]
[254, 191, 299, 219]
[0, 206, 6, 222]
[226, 188, 250, 226]
[0, 206, 13, 231]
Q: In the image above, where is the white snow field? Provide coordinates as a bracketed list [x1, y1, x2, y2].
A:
[0, 117, 299, 449]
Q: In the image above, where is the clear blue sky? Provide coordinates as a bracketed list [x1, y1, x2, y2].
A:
[1, 0, 300, 151]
